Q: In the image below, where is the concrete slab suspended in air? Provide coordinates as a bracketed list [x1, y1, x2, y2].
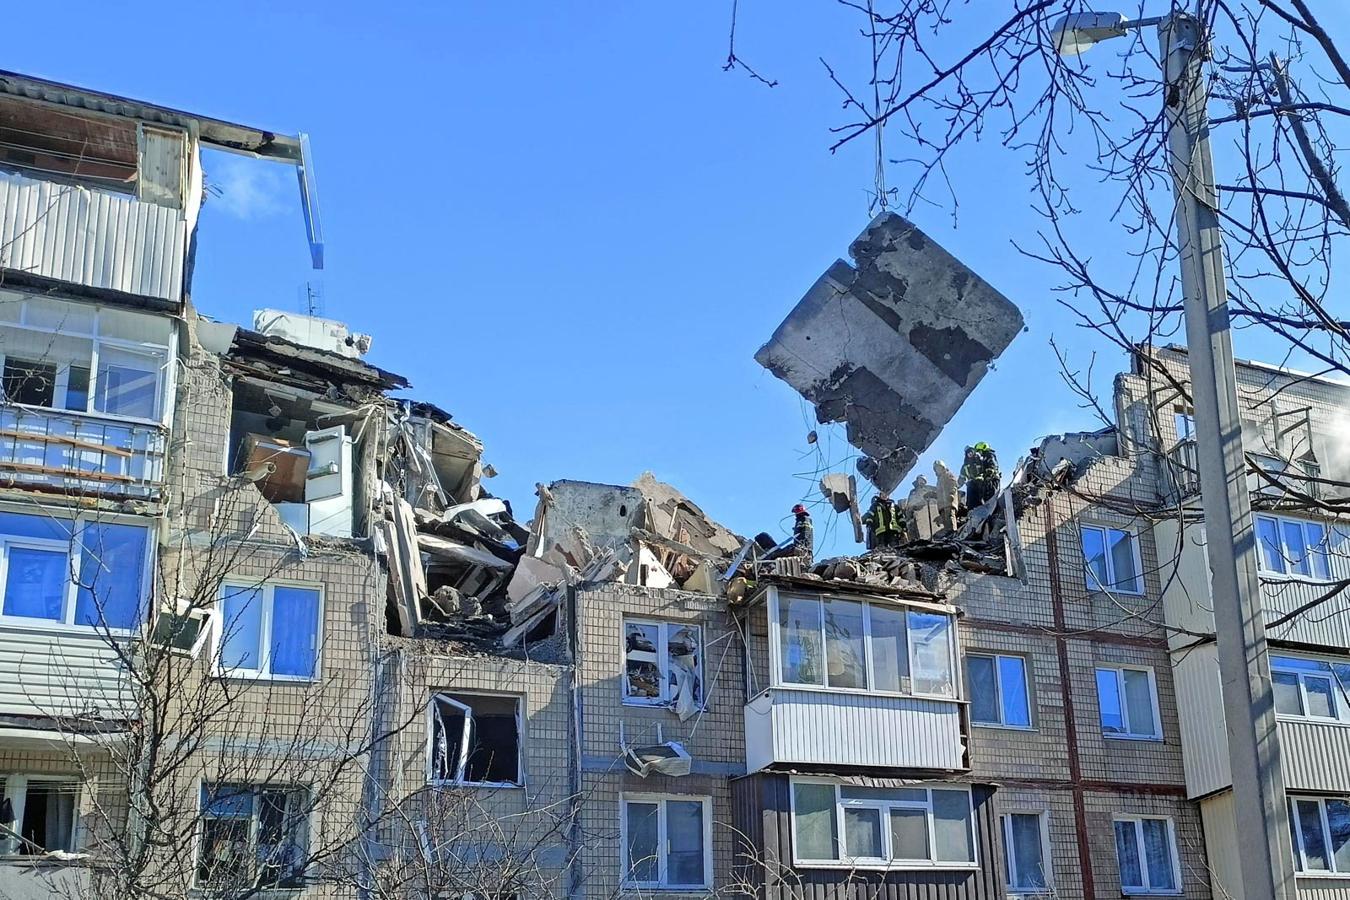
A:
[755, 212, 1025, 493]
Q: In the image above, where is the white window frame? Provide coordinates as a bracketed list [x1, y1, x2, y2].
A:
[1080, 524, 1145, 595]
[1289, 795, 1350, 875]
[621, 618, 704, 709]
[212, 580, 323, 682]
[1113, 815, 1182, 895]
[787, 777, 979, 871]
[768, 589, 960, 700]
[620, 793, 713, 890]
[1001, 809, 1053, 894]
[1095, 666, 1163, 741]
[1272, 655, 1350, 724]
[1255, 514, 1335, 581]
[0, 774, 80, 857]
[0, 509, 155, 633]
[967, 652, 1033, 729]
[194, 780, 311, 889]
[0, 292, 175, 427]
[426, 691, 524, 789]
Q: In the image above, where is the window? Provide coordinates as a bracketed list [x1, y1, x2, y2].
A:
[1096, 667, 1161, 740]
[1272, 656, 1350, 722]
[968, 653, 1032, 728]
[622, 794, 711, 889]
[1114, 817, 1180, 894]
[775, 592, 957, 698]
[623, 619, 703, 713]
[1173, 411, 1195, 442]
[0, 511, 151, 630]
[789, 779, 977, 868]
[215, 582, 321, 680]
[0, 776, 78, 856]
[0, 294, 172, 422]
[197, 783, 309, 889]
[1002, 812, 1051, 893]
[1256, 515, 1335, 580]
[1081, 525, 1144, 594]
[1290, 796, 1350, 874]
[430, 693, 521, 786]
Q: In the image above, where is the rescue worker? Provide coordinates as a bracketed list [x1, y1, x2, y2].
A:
[961, 442, 1001, 510]
[862, 494, 901, 549]
[933, 460, 960, 533]
[790, 503, 814, 564]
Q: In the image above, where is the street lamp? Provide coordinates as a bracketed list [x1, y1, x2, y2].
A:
[1048, 10, 1295, 899]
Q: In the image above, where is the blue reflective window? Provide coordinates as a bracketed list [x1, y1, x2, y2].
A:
[74, 522, 149, 629]
[3, 547, 69, 620]
[217, 583, 319, 679]
[220, 585, 264, 672]
[270, 587, 319, 678]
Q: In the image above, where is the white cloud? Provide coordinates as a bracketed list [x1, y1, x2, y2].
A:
[206, 156, 287, 220]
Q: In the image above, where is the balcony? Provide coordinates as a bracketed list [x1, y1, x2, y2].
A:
[1164, 438, 1200, 499]
[0, 168, 187, 304]
[0, 406, 166, 500]
[744, 687, 966, 772]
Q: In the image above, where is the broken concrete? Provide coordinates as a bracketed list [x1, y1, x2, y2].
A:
[754, 212, 1025, 492]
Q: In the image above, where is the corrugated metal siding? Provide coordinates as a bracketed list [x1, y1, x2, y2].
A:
[746, 688, 964, 773]
[0, 170, 185, 302]
[0, 625, 132, 718]
[1172, 644, 1232, 798]
[1262, 577, 1350, 649]
[734, 772, 1002, 900]
[1199, 791, 1243, 900]
[1280, 721, 1350, 793]
[1293, 878, 1350, 900]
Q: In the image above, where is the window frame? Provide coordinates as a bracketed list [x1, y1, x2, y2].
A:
[1080, 523, 1145, 595]
[1272, 655, 1350, 724]
[0, 774, 80, 857]
[0, 509, 155, 633]
[0, 293, 175, 427]
[619, 792, 713, 890]
[621, 618, 705, 711]
[768, 589, 960, 701]
[212, 580, 324, 683]
[1095, 666, 1163, 741]
[1000, 809, 1053, 894]
[787, 777, 979, 871]
[967, 652, 1034, 730]
[426, 691, 524, 789]
[1255, 513, 1336, 581]
[194, 780, 311, 889]
[1113, 815, 1183, 895]
[1289, 795, 1350, 876]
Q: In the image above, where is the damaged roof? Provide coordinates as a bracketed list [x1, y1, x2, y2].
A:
[229, 327, 410, 391]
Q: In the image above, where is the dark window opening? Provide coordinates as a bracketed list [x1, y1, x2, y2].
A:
[431, 693, 521, 786]
[17, 781, 76, 855]
[3, 358, 57, 407]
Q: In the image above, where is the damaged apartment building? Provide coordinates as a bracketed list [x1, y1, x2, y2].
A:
[1, 65, 1346, 900]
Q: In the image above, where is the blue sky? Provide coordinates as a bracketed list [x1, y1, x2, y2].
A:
[9, 2, 1333, 556]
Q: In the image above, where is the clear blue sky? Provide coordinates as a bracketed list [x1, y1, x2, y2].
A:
[7, 2, 1321, 555]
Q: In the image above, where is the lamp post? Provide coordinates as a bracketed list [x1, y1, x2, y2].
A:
[1052, 10, 1295, 898]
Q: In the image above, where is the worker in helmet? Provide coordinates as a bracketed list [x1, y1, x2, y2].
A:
[765, 504, 815, 565]
[961, 442, 1001, 510]
[862, 493, 901, 549]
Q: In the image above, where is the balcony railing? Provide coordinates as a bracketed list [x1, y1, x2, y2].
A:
[0, 405, 166, 500]
[1165, 438, 1201, 498]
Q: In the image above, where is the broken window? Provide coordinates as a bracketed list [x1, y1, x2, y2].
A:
[216, 582, 321, 680]
[430, 693, 521, 786]
[0, 775, 78, 855]
[0, 511, 151, 630]
[622, 620, 703, 714]
[0, 294, 171, 422]
[196, 783, 309, 889]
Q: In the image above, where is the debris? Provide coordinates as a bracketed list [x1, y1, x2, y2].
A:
[632, 472, 743, 558]
[754, 212, 1024, 493]
[622, 741, 692, 778]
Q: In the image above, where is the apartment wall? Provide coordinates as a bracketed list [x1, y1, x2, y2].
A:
[575, 583, 744, 898]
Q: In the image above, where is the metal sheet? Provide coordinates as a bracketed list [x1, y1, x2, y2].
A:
[0, 170, 186, 302]
[755, 213, 1024, 492]
[0, 627, 132, 719]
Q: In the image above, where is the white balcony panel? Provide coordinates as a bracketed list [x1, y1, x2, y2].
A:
[0, 864, 89, 900]
[1172, 643, 1232, 799]
[0, 170, 185, 303]
[1262, 577, 1350, 649]
[1280, 720, 1350, 794]
[0, 625, 131, 719]
[744, 687, 964, 773]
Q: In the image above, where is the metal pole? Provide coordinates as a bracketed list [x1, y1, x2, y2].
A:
[1158, 14, 1294, 898]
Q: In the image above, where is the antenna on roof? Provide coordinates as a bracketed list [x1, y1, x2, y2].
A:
[298, 281, 325, 318]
